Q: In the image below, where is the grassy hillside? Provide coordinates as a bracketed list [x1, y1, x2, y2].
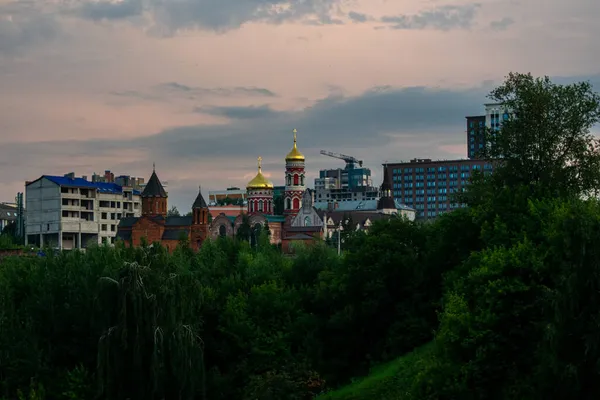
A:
[318, 343, 433, 400]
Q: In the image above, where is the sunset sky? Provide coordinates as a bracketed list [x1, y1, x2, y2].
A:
[1, 0, 598, 211]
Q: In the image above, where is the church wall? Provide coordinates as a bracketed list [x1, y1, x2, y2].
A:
[267, 222, 282, 244]
[162, 239, 183, 253]
[131, 217, 164, 247]
[209, 215, 234, 239]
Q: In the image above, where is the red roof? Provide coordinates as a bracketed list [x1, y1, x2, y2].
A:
[209, 205, 245, 218]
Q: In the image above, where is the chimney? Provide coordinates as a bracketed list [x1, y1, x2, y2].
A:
[64, 172, 75, 180]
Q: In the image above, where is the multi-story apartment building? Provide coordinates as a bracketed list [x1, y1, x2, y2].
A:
[0, 203, 17, 232]
[25, 174, 141, 249]
[314, 166, 378, 204]
[384, 158, 494, 219]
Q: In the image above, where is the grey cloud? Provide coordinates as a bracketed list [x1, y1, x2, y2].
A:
[348, 11, 368, 23]
[490, 17, 514, 31]
[108, 83, 276, 104]
[76, 0, 144, 21]
[71, 0, 343, 33]
[195, 104, 280, 119]
[155, 82, 277, 97]
[6, 74, 600, 211]
[0, 3, 61, 56]
[381, 4, 481, 31]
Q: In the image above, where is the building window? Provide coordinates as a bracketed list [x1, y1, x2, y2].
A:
[219, 225, 227, 237]
[294, 174, 299, 185]
[304, 216, 311, 227]
[287, 175, 292, 186]
[286, 198, 291, 209]
[258, 200, 263, 212]
[293, 198, 300, 209]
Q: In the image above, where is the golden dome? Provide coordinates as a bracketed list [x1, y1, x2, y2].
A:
[285, 128, 305, 162]
[247, 156, 274, 190]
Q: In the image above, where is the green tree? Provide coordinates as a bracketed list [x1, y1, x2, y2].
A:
[468, 72, 600, 205]
[273, 196, 284, 216]
[167, 206, 181, 217]
[236, 215, 251, 242]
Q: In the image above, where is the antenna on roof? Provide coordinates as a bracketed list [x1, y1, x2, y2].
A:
[153, 162, 156, 172]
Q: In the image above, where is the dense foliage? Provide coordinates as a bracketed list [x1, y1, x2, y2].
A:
[2, 72, 600, 399]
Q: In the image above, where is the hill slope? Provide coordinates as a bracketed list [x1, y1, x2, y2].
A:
[317, 343, 433, 400]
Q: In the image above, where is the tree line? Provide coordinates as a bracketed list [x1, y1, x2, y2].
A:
[1, 72, 600, 399]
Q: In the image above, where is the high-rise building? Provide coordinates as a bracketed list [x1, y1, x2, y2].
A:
[485, 102, 511, 131]
[384, 158, 494, 219]
[466, 115, 486, 159]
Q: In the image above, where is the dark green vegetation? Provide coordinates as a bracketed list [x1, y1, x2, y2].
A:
[2, 73, 600, 399]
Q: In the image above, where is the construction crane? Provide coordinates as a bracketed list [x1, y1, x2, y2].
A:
[320, 150, 363, 169]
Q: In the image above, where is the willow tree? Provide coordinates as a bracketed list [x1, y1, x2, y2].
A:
[96, 261, 205, 399]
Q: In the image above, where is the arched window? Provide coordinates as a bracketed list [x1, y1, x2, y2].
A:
[304, 216, 311, 227]
[286, 198, 292, 209]
[219, 225, 227, 237]
[250, 201, 254, 212]
[294, 174, 299, 185]
[287, 174, 292, 186]
[259, 200, 263, 212]
[300, 175, 304, 186]
[293, 198, 300, 209]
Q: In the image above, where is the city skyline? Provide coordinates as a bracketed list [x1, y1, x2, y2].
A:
[1, 0, 598, 211]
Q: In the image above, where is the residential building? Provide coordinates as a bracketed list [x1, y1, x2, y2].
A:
[0, 203, 17, 232]
[25, 174, 142, 249]
[314, 151, 378, 204]
[385, 158, 494, 219]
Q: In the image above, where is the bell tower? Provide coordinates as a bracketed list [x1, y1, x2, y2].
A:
[284, 129, 305, 217]
[141, 164, 168, 217]
[191, 185, 209, 250]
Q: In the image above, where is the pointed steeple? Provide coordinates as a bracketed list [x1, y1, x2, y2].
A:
[192, 185, 207, 209]
[142, 169, 167, 198]
[377, 165, 395, 211]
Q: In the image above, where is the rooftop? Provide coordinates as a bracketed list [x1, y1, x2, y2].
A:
[30, 175, 141, 195]
[313, 199, 414, 212]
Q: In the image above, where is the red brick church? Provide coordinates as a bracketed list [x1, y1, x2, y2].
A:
[116, 167, 210, 252]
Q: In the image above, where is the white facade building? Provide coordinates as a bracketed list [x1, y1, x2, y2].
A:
[484, 102, 512, 130]
[25, 175, 141, 249]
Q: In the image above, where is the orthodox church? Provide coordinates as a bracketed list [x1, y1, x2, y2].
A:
[116, 129, 400, 253]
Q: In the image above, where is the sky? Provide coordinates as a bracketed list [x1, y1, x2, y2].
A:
[1, 0, 599, 211]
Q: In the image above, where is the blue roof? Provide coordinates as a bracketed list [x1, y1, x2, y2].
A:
[38, 175, 139, 195]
